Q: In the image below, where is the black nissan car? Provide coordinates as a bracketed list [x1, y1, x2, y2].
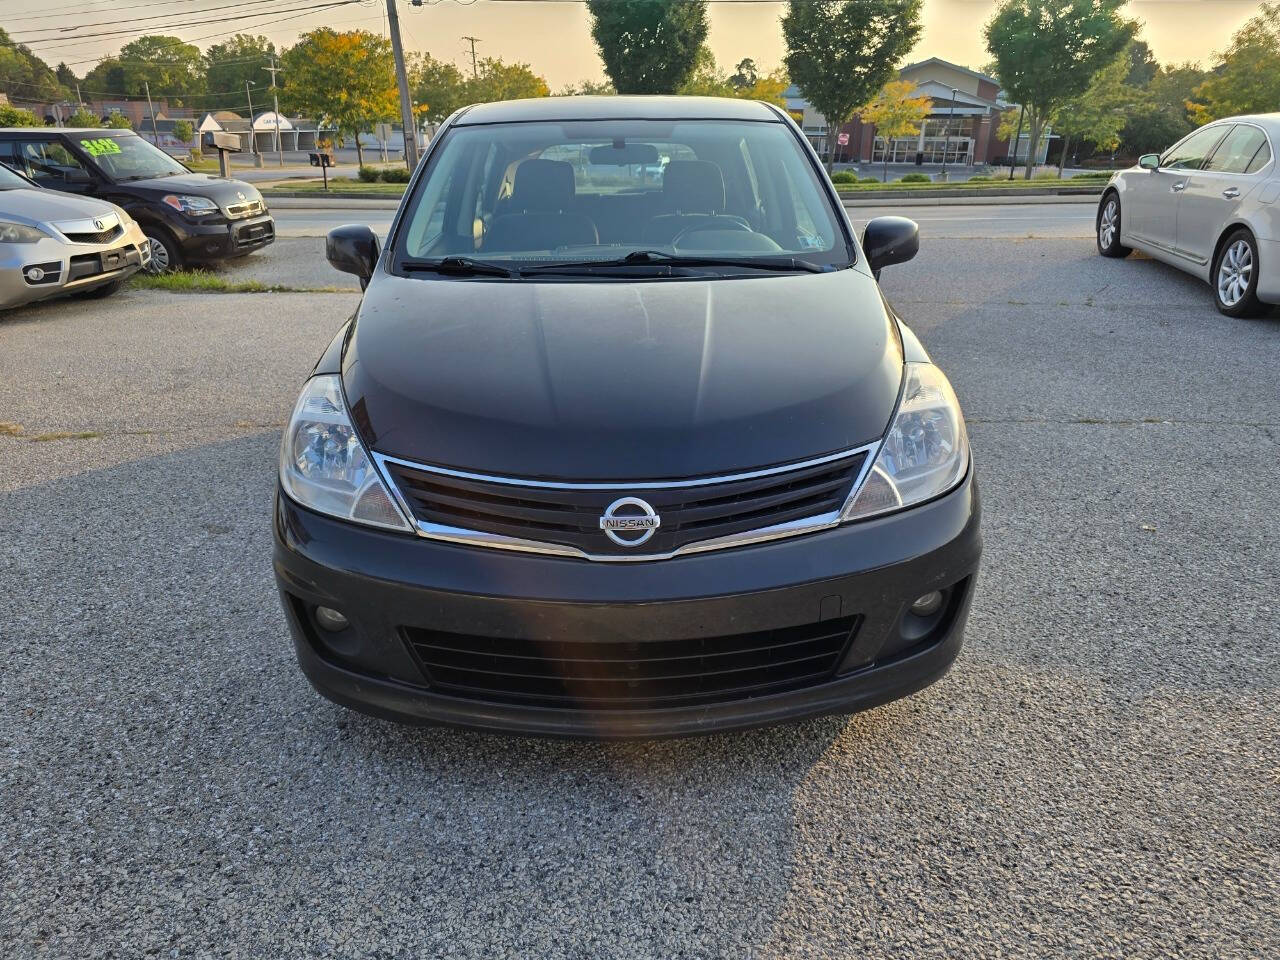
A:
[0, 128, 273, 272]
[274, 97, 981, 738]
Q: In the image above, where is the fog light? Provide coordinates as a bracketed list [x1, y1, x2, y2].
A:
[909, 591, 944, 617]
[314, 605, 349, 632]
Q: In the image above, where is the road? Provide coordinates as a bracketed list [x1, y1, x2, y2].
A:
[2, 227, 1278, 958]
[268, 199, 1098, 241]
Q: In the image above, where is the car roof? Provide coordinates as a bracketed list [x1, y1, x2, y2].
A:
[1206, 114, 1280, 134]
[454, 96, 783, 126]
[0, 128, 138, 136]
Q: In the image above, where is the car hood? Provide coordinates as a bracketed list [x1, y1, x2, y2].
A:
[343, 269, 904, 480]
[118, 173, 262, 206]
[0, 186, 120, 224]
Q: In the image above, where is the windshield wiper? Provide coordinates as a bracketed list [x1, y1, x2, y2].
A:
[400, 256, 518, 278]
[523, 250, 830, 275]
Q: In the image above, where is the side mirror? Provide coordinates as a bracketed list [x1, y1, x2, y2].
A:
[1139, 153, 1160, 171]
[862, 216, 919, 276]
[326, 224, 379, 289]
[64, 168, 91, 184]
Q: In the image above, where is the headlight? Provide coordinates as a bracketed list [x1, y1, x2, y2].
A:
[279, 374, 412, 532]
[841, 362, 969, 521]
[0, 221, 49, 243]
[162, 194, 218, 216]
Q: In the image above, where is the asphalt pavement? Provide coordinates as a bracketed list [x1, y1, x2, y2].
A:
[2, 228, 1277, 957]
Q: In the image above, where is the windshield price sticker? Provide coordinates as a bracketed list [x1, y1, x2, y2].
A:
[80, 138, 123, 157]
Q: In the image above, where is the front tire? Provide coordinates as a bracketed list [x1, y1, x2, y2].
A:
[1097, 193, 1131, 258]
[1213, 229, 1267, 318]
[143, 228, 182, 273]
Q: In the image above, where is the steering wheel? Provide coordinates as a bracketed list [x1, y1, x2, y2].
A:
[671, 220, 753, 246]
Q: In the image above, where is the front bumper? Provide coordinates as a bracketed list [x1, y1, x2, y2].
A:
[0, 226, 149, 309]
[274, 471, 981, 739]
[171, 212, 275, 261]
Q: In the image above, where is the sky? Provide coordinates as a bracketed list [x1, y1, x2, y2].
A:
[4, 0, 1266, 95]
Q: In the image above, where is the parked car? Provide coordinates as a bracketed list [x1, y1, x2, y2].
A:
[1097, 114, 1279, 316]
[273, 96, 982, 738]
[0, 161, 149, 309]
[0, 128, 273, 273]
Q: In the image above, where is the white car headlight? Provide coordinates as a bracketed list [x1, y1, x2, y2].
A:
[0, 221, 49, 243]
[162, 194, 218, 216]
[842, 362, 969, 521]
[279, 374, 412, 532]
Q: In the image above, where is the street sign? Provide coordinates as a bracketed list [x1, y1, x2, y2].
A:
[837, 132, 850, 146]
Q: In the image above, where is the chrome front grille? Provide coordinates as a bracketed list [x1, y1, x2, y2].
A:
[225, 199, 265, 219]
[376, 445, 875, 561]
[62, 224, 123, 245]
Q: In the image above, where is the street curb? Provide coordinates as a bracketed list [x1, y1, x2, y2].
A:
[842, 193, 1101, 207]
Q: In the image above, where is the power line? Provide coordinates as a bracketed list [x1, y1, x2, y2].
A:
[9, 0, 305, 39]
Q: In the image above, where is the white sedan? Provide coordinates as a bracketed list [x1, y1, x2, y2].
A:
[1097, 114, 1280, 317]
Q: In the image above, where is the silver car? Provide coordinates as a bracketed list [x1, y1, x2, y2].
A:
[1097, 113, 1280, 317]
[0, 162, 149, 310]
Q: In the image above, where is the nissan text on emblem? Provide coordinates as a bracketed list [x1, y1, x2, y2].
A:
[599, 496, 661, 547]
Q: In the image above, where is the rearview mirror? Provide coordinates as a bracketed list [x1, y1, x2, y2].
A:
[326, 224, 379, 289]
[1139, 153, 1160, 170]
[589, 143, 661, 165]
[862, 216, 919, 276]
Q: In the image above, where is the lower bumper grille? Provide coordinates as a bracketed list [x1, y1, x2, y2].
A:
[403, 616, 859, 710]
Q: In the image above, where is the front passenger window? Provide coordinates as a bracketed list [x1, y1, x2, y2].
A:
[1161, 126, 1228, 171]
[21, 141, 90, 185]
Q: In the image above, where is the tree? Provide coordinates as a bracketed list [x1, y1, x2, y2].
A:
[679, 46, 735, 97]
[464, 58, 550, 104]
[105, 111, 132, 129]
[558, 78, 617, 96]
[205, 34, 276, 99]
[676, 49, 789, 105]
[66, 107, 101, 127]
[1120, 62, 1208, 155]
[55, 62, 79, 89]
[1125, 39, 1158, 87]
[730, 58, 758, 90]
[1052, 52, 1133, 170]
[1187, 2, 1280, 124]
[859, 80, 931, 181]
[113, 35, 206, 102]
[281, 29, 398, 167]
[587, 0, 708, 94]
[985, 0, 1136, 179]
[410, 53, 468, 123]
[0, 28, 62, 101]
[0, 104, 41, 127]
[172, 119, 194, 145]
[81, 59, 127, 97]
[783, 0, 924, 170]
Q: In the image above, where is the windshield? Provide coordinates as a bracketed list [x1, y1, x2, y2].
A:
[0, 163, 31, 190]
[394, 118, 851, 275]
[76, 134, 188, 181]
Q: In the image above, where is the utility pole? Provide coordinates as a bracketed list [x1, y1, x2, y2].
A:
[264, 57, 284, 166]
[144, 81, 160, 145]
[462, 35, 481, 78]
[245, 80, 261, 165]
[75, 84, 83, 109]
[386, 0, 420, 170]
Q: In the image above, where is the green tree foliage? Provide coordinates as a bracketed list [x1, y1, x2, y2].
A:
[0, 28, 63, 101]
[111, 35, 206, 102]
[558, 78, 617, 96]
[281, 29, 398, 167]
[105, 111, 132, 129]
[783, 0, 924, 169]
[81, 59, 126, 97]
[859, 79, 932, 180]
[676, 48, 787, 104]
[1120, 62, 1208, 155]
[0, 103, 41, 126]
[1125, 39, 1157, 87]
[172, 119, 194, 143]
[587, 0, 708, 94]
[1051, 51, 1134, 168]
[205, 34, 277, 99]
[465, 57, 550, 103]
[410, 53, 468, 123]
[1188, 2, 1280, 123]
[55, 62, 79, 89]
[985, 0, 1136, 178]
[66, 107, 101, 127]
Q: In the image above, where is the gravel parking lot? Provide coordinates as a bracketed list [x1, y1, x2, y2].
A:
[2, 230, 1278, 958]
